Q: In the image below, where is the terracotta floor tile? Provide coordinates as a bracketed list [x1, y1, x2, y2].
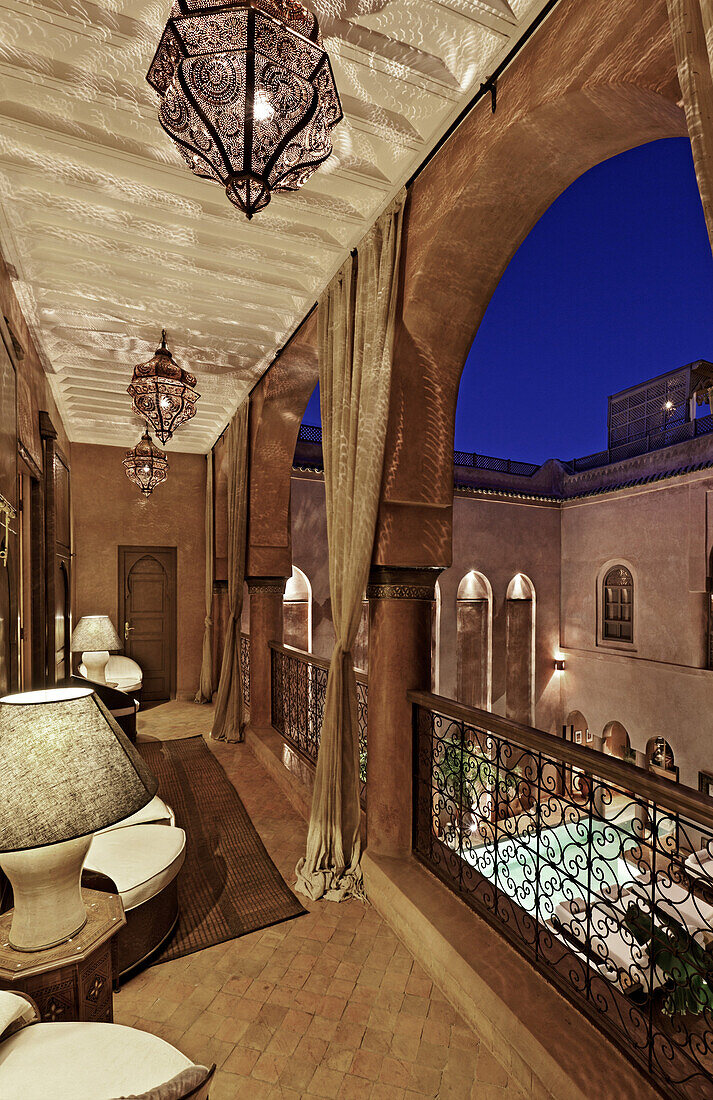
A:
[122, 703, 523, 1100]
[350, 1049, 384, 1081]
[252, 1051, 289, 1083]
[308, 1066, 346, 1098]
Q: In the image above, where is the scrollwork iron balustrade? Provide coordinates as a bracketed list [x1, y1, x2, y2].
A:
[410, 691, 713, 1099]
[270, 642, 367, 808]
[240, 631, 250, 710]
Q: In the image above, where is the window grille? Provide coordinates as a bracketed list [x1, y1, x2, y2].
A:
[603, 566, 633, 642]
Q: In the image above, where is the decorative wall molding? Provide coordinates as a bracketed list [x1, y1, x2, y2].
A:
[367, 566, 442, 601]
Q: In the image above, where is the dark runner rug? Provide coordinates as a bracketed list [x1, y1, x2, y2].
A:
[138, 736, 306, 965]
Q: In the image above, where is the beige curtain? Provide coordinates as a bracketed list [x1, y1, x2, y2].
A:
[211, 400, 249, 742]
[295, 189, 406, 902]
[667, 0, 713, 250]
[195, 453, 214, 703]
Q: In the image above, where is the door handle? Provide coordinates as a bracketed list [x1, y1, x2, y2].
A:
[124, 621, 133, 641]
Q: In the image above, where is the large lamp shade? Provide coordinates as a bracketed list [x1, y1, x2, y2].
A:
[70, 616, 122, 684]
[0, 687, 158, 949]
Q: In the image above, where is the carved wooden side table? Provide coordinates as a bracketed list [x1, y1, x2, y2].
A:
[0, 889, 125, 1023]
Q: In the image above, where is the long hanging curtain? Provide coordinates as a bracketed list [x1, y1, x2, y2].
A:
[195, 453, 214, 703]
[295, 189, 406, 902]
[667, 0, 713, 249]
[211, 400, 250, 742]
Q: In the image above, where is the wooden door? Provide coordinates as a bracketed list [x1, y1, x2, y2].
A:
[119, 547, 176, 703]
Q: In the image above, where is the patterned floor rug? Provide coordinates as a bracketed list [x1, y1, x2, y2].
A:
[138, 735, 306, 965]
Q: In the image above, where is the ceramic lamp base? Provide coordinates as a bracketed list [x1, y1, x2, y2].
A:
[0, 835, 92, 951]
[82, 651, 109, 684]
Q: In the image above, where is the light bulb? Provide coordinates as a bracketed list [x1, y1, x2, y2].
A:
[253, 91, 274, 122]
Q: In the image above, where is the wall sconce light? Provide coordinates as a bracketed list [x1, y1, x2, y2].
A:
[554, 658, 565, 672]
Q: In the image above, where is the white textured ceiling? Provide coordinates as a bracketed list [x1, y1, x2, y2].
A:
[0, 0, 547, 453]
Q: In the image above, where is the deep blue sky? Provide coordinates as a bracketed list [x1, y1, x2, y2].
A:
[302, 137, 713, 465]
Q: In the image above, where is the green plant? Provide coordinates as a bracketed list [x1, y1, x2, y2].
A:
[433, 737, 523, 812]
[625, 901, 713, 1016]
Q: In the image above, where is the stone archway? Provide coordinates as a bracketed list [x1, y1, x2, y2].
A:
[374, 0, 685, 568]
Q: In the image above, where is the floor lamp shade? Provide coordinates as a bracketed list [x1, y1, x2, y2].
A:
[0, 687, 158, 949]
[70, 616, 122, 684]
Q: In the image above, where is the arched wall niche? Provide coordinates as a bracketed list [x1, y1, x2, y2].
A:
[373, 0, 684, 568]
[603, 720, 631, 760]
[283, 565, 312, 652]
[565, 709, 590, 746]
[431, 579, 441, 693]
[353, 598, 369, 674]
[456, 570, 492, 710]
[505, 574, 535, 726]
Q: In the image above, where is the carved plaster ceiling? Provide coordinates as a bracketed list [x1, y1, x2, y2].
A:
[0, 0, 548, 452]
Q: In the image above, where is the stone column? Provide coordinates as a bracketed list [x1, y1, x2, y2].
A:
[366, 566, 442, 859]
[246, 576, 286, 731]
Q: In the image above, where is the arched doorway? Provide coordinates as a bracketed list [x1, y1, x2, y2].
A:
[505, 574, 535, 726]
[283, 566, 312, 652]
[119, 547, 177, 704]
[456, 570, 492, 710]
[55, 560, 71, 682]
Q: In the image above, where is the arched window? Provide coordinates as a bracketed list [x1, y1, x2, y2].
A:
[602, 566, 633, 642]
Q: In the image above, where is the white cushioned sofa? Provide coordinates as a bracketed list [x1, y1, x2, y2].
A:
[0, 990, 213, 1099]
[83, 798, 186, 977]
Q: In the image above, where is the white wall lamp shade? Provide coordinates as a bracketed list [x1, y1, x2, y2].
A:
[0, 687, 158, 950]
[70, 616, 122, 684]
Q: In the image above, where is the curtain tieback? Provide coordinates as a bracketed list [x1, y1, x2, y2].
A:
[204, 615, 213, 628]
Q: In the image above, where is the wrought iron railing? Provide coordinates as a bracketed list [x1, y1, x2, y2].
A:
[410, 690, 713, 1099]
[453, 450, 539, 476]
[569, 415, 713, 472]
[240, 631, 250, 711]
[270, 642, 367, 806]
[299, 418, 713, 483]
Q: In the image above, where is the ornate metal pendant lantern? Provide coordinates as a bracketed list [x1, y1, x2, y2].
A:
[123, 432, 169, 498]
[146, 0, 343, 219]
[127, 330, 200, 444]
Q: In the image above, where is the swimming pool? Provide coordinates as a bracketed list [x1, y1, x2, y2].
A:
[462, 815, 643, 922]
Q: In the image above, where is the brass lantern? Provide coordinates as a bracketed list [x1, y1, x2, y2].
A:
[123, 432, 169, 498]
[127, 330, 200, 445]
[146, 0, 343, 219]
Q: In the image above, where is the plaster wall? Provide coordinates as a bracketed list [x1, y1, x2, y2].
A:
[439, 493, 562, 733]
[560, 470, 713, 788]
[71, 442, 206, 699]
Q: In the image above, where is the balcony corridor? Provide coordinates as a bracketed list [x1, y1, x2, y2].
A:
[117, 702, 523, 1099]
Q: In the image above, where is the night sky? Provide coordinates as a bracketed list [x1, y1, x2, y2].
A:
[302, 137, 713, 466]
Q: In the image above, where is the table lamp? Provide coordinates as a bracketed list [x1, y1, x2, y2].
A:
[0, 687, 158, 951]
[70, 615, 122, 683]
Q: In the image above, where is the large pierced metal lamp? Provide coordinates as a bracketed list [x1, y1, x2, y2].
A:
[146, 0, 343, 219]
[127, 330, 200, 443]
[123, 431, 169, 498]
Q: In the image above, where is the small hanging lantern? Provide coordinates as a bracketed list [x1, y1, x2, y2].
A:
[146, 0, 343, 219]
[123, 431, 169, 498]
[127, 330, 200, 444]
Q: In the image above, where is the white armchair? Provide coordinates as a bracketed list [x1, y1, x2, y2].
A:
[0, 991, 214, 1099]
[80, 655, 143, 695]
